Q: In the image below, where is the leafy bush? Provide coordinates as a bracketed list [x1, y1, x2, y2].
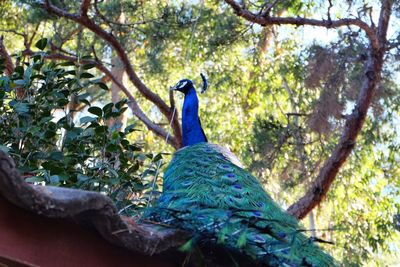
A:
[0, 40, 163, 214]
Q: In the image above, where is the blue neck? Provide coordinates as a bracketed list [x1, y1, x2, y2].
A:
[181, 87, 207, 147]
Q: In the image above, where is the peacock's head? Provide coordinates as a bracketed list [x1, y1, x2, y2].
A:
[170, 79, 193, 94]
[170, 74, 208, 95]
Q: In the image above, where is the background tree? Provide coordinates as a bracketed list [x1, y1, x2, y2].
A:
[1, 0, 400, 265]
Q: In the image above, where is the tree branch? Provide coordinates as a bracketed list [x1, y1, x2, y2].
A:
[0, 36, 15, 75]
[224, 0, 380, 50]
[28, 23, 41, 48]
[80, 0, 91, 17]
[225, 0, 393, 219]
[22, 47, 179, 148]
[287, 1, 393, 219]
[41, 0, 183, 148]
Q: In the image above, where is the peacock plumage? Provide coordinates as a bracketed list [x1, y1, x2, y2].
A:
[143, 76, 336, 266]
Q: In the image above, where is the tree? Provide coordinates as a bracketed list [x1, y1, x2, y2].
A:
[1, 0, 400, 265]
[225, 0, 394, 218]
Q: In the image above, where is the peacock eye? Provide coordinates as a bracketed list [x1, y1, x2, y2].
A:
[178, 81, 187, 89]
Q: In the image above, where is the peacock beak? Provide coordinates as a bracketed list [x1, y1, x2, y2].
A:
[170, 85, 178, 91]
[170, 81, 182, 91]
[170, 80, 187, 91]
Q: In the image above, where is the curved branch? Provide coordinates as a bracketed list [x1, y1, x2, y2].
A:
[79, 0, 91, 17]
[42, 0, 183, 148]
[224, 0, 380, 50]
[287, 0, 392, 219]
[225, 0, 393, 219]
[287, 50, 383, 218]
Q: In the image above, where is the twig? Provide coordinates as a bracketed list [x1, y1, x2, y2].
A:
[327, 0, 333, 25]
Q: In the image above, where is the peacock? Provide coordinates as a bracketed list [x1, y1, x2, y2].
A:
[143, 75, 336, 266]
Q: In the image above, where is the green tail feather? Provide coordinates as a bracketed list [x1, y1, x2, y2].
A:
[143, 143, 337, 266]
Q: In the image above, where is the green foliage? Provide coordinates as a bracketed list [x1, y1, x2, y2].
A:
[1, 1, 400, 265]
[0, 46, 163, 212]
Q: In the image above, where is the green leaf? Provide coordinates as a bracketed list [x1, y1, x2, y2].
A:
[80, 72, 94, 78]
[57, 98, 69, 106]
[94, 125, 107, 134]
[97, 82, 109, 91]
[57, 116, 68, 126]
[121, 139, 129, 147]
[14, 66, 24, 75]
[80, 116, 97, 124]
[0, 145, 10, 153]
[111, 131, 119, 140]
[153, 153, 163, 162]
[128, 144, 141, 151]
[78, 98, 91, 106]
[28, 126, 40, 136]
[88, 106, 103, 117]
[59, 61, 76, 67]
[31, 74, 46, 80]
[102, 103, 114, 116]
[0, 76, 10, 92]
[32, 151, 47, 160]
[39, 116, 53, 124]
[128, 162, 140, 172]
[50, 175, 60, 183]
[108, 168, 119, 178]
[106, 144, 119, 152]
[48, 151, 64, 161]
[81, 55, 93, 60]
[115, 99, 127, 109]
[77, 173, 90, 182]
[64, 70, 76, 76]
[14, 79, 26, 86]
[124, 124, 138, 133]
[12, 102, 29, 114]
[65, 130, 79, 140]
[35, 38, 48, 50]
[82, 63, 96, 70]
[25, 176, 45, 183]
[24, 67, 32, 83]
[119, 107, 128, 114]
[41, 161, 64, 174]
[88, 122, 100, 128]
[44, 130, 56, 139]
[32, 51, 45, 63]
